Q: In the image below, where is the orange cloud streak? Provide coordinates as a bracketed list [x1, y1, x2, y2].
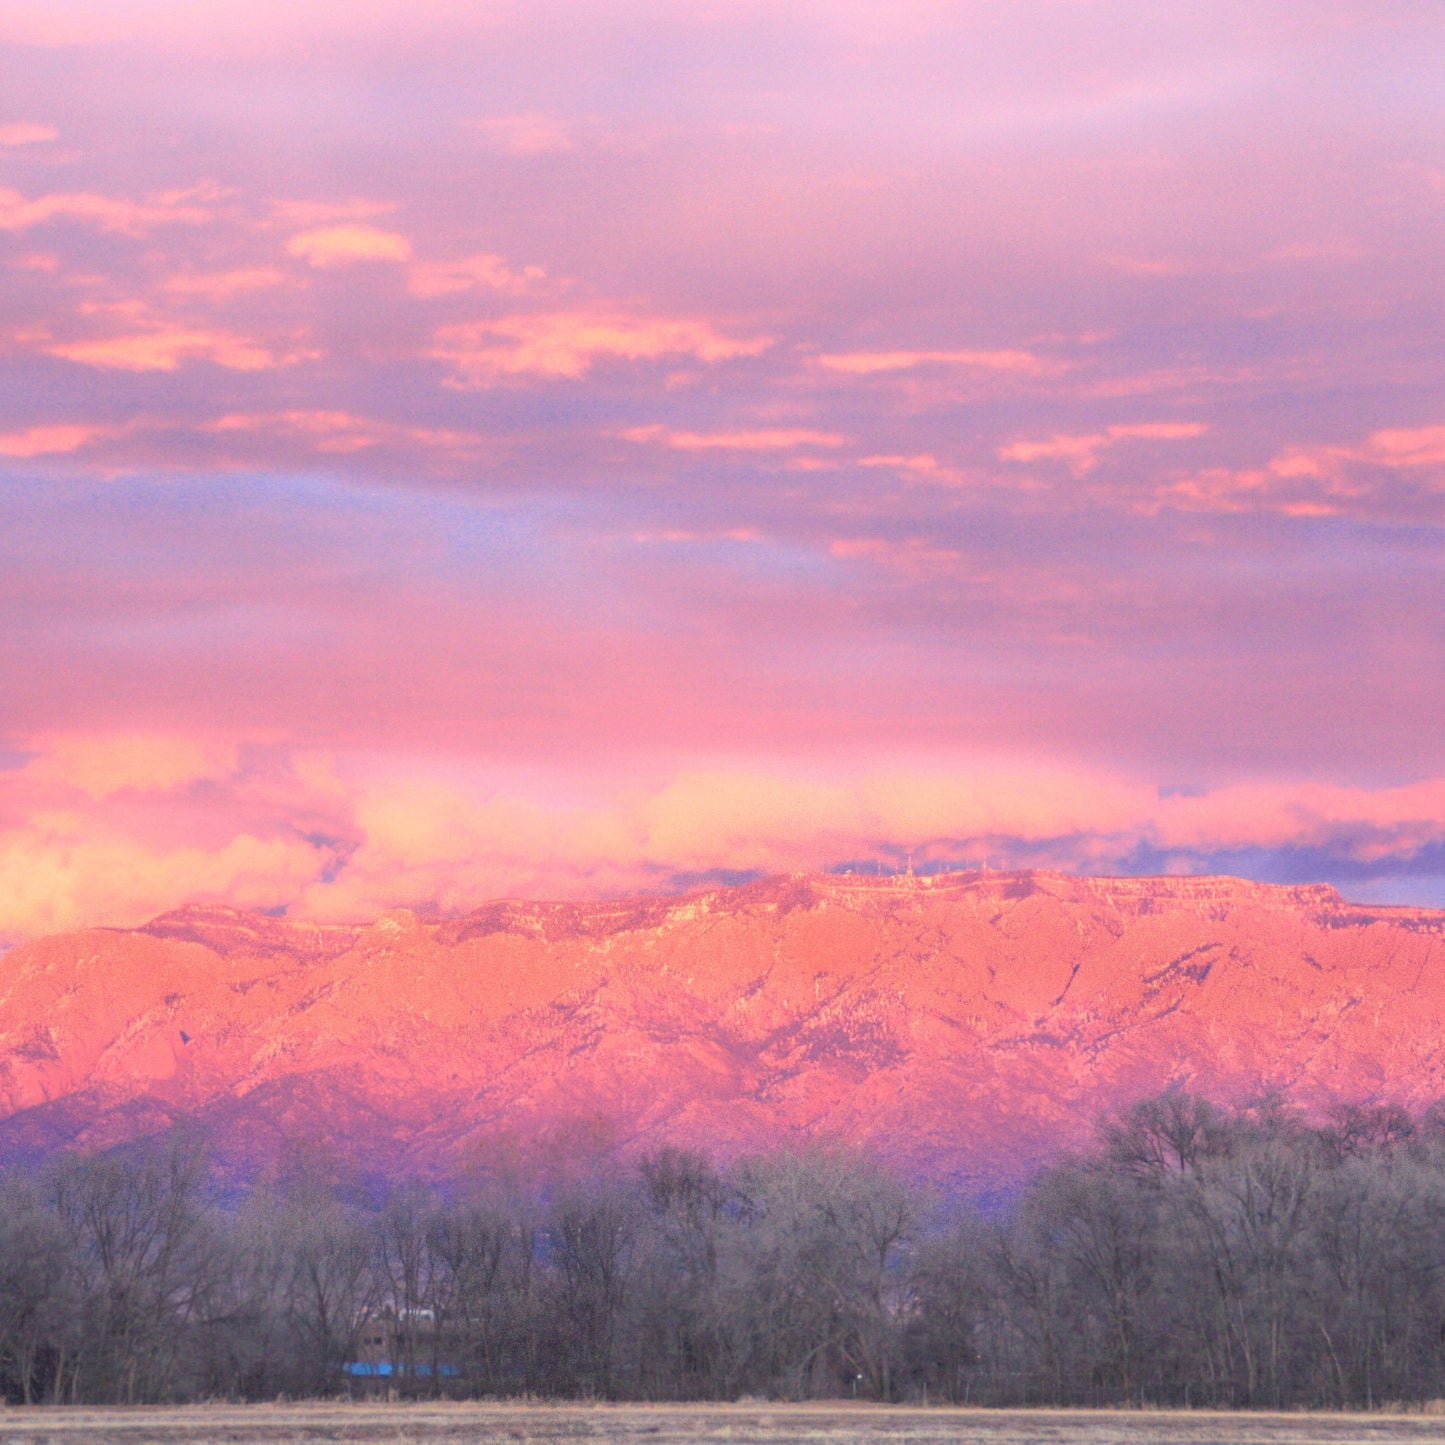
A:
[286, 223, 414, 267]
[1000, 421, 1207, 474]
[162, 267, 290, 300]
[207, 409, 481, 454]
[43, 329, 291, 372]
[0, 186, 210, 235]
[433, 309, 771, 383]
[621, 424, 847, 451]
[407, 253, 546, 297]
[818, 348, 1049, 375]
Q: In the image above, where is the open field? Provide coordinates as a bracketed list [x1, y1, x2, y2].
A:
[0, 1404, 1439, 1445]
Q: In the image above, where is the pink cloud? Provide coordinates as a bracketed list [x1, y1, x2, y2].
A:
[0, 187, 210, 235]
[631, 527, 761, 545]
[0, 826, 326, 942]
[1155, 779, 1445, 857]
[433, 309, 771, 383]
[267, 198, 397, 227]
[1268, 242, 1365, 264]
[24, 733, 240, 799]
[406, 253, 546, 298]
[41, 328, 294, 372]
[1000, 421, 1207, 475]
[162, 267, 290, 300]
[1366, 425, 1445, 468]
[621, 425, 847, 451]
[471, 112, 575, 156]
[0, 123, 57, 147]
[857, 454, 974, 486]
[286, 223, 413, 267]
[0, 734, 321, 937]
[1142, 422, 1445, 518]
[0, 424, 114, 458]
[1107, 256, 1193, 278]
[1149, 463, 1343, 518]
[0, 411, 483, 471]
[826, 535, 964, 580]
[15, 295, 315, 375]
[818, 348, 1049, 375]
[207, 409, 481, 455]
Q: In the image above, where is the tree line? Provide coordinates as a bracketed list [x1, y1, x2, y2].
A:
[3, 1092, 1445, 1407]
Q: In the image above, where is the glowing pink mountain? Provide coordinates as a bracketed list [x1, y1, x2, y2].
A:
[1, 871, 1441, 1191]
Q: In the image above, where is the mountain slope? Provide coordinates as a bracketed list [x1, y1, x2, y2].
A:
[1, 871, 1442, 1190]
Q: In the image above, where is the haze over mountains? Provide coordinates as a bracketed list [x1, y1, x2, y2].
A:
[1, 871, 1442, 1193]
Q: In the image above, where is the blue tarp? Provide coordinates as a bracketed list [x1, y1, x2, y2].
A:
[344, 1361, 459, 1377]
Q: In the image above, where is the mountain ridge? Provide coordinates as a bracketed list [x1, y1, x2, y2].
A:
[2, 869, 1443, 1190]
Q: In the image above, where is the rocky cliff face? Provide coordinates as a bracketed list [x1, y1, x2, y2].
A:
[1, 871, 1442, 1192]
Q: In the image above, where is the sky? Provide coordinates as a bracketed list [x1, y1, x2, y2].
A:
[1, 0, 1444, 939]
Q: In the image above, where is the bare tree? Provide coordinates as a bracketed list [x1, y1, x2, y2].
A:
[629, 1148, 731, 1398]
[44, 1134, 217, 1402]
[276, 1187, 378, 1395]
[722, 1146, 916, 1399]
[544, 1178, 638, 1397]
[0, 1171, 77, 1402]
[428, 1192, 528, 1394]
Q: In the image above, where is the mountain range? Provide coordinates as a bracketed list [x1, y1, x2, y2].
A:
[1, 870, 1442, 1193]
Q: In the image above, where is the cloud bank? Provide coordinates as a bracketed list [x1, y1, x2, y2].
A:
[4, 733, 1444, 941]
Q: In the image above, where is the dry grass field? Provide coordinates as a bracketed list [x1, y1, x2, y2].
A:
[0, 1403, 1437, 1445]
